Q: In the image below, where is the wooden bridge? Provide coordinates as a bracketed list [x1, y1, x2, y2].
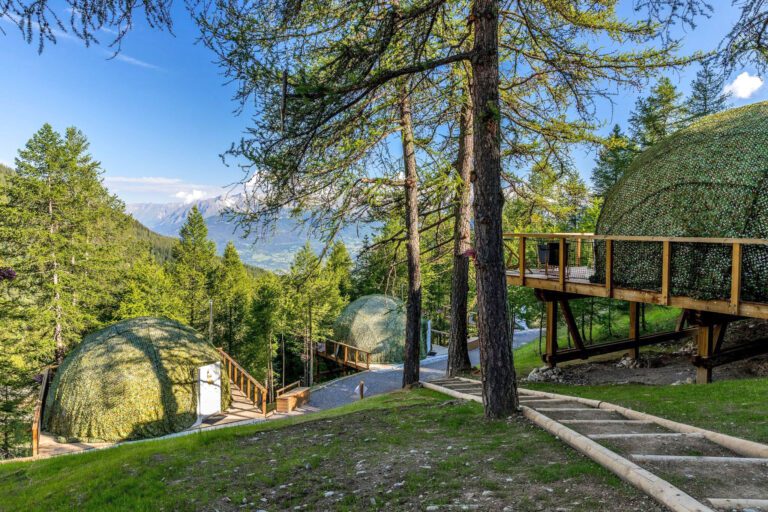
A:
[504, 233, 768, 384]
[315, 340, 371, 372]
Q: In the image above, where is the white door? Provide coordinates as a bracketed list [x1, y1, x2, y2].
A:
[197, 361, 222, 419]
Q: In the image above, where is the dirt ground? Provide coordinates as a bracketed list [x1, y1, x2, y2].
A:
[543, 319, 768, 386]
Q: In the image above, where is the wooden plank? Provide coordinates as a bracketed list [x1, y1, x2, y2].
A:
[629, 302, 640, 359]
[559, 300, 586, 352]
[730, 242, 742, 315]
[519, 235, 526, 286]
[503, 232, 768, 245]
[631, 454, 768, 464]
[545, 301, 558, 367]
[558, 237, 566, 291]
[661, 240, 671, 305]
[547, 328, 698, 364]
[605, 239, 613, 297]
[693, 337, 768, 368]
[696, 326, 714, 384]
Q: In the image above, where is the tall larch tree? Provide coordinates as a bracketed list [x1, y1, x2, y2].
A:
[116, 250, 185, 322]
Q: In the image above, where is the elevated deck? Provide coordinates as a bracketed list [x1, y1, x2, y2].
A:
[504, 233, 768, 383]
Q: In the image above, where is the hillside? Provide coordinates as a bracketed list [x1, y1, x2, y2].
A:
[0, 388, 662, 512]
[128, 195, 375, 271]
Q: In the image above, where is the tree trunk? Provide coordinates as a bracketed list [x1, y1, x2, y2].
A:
[448, 87, 474, 376]
[470, 0, 518, 417]
[400, 85, 422, 387]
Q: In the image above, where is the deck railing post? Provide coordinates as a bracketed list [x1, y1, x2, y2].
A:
[730, 242, 742, 315]
[605, 239, 613, 297]
[519, 235, 526, 286]
[558, 237, 566, 291]
[661, 240, 671, 305]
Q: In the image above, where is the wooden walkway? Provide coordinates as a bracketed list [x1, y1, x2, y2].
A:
[504, 233, 768, 383]
[423, 377, 768, 512]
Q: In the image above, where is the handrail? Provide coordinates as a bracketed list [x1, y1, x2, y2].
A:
[316, 340, 371, 370]
[216, 347, 269, 415]
[31, 365, 56, 457]
[504, 232, 768, 319]
[276, 380, 301, 397]
[504, 232, 768, 245]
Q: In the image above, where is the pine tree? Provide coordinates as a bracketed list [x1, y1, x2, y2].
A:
[243, 272, 283, 384]
[687, 61, 730, 119]
[212, 242, 251, 354]
[591, 125, 637, 198]
[629, 78, 687, 148]
[326, 241, 353, 299]
[171, 206, 218, 332]
[0, 124, 130, 363]
[116, 250, 185, 322]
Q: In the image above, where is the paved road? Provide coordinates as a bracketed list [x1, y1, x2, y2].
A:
[308, 329, 540, 410]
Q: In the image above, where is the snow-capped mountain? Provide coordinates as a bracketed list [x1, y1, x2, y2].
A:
[127, 194, 372, 271]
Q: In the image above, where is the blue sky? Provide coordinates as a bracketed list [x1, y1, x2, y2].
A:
[0, 2, 765, 205]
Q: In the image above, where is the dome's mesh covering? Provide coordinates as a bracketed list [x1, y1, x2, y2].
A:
[593, 102, 768, 302]
[333, 295, 424, 363]
[44, 317, 230, 442]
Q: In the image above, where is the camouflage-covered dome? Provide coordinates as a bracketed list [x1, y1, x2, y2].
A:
[595, 102, 768, 301]
[333, 295, 420, 364]
[44, 317, 230, 442]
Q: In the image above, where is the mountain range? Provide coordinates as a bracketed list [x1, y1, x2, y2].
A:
[127, 194, 373, 271]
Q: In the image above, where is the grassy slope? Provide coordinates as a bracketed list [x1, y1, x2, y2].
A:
[0, 389, 663, 512]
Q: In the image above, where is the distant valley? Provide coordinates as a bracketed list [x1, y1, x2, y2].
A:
[127, 194, 373, 271]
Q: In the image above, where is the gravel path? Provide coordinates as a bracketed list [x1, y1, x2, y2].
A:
[308, 328, 540, 410]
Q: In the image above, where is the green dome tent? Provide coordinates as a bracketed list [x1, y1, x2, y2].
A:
[594, 102, 768, 301]
[333, 295, 424, 364]
[44, 317, 230, 442]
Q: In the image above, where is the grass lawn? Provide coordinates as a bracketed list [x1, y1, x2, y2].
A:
[0, 389, 664, 512]
[526, 378, 768, 444]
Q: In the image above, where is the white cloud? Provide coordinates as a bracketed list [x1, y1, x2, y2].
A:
[724, 72, 764, 99]
[110, 52, 161, 71]
[175, 189, 211, 204]
[103, 174, 223, 203]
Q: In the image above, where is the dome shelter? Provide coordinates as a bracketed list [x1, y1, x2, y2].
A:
[594, 102, 768, 302]
[44, 317, 230, 442]
[333, 295, 425, 364]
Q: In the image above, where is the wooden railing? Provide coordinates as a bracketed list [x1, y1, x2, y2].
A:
[316, 340, 371, 371]
[504, 233, 768, 320]
[431, 329, 449, 347]
[31, 365, 56, 457]
[276, 380, 301, 397]
[216, 348, 269, 415]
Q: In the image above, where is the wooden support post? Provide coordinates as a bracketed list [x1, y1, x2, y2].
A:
[605, 239, 613, 297]
[559, 300, 586, 353]
[558, 237, 566, 292]
[696, 325, 714, 384]
[628, 302, 640, 360]
[519, 235, 526, 286]
[661, 240, 671, 305]
[576, 238, 582, 265]
[545, 301, 559, 367]
[730, 242, 742, 315]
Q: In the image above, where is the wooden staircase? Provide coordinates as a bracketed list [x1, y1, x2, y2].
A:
[216, 348, 270, 416]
